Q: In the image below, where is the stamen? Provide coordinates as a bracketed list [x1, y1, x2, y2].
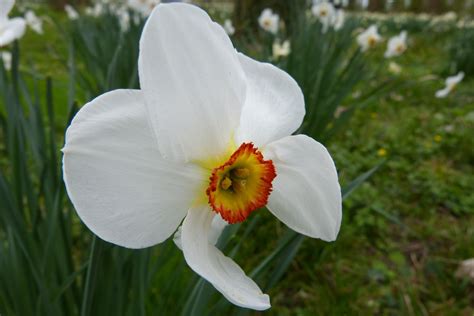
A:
[233, 179, 246, 193]
[221, 177, 232, 190]
[206, 143, 276, 224]
[232, 167, 250, 179]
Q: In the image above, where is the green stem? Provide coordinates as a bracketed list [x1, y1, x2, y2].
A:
[81, 236, 103, 316]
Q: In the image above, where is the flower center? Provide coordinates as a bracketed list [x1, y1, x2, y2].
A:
[206, 143, 276, 224]
[395, 43, 405, 53]
[368, 36, 377, 47]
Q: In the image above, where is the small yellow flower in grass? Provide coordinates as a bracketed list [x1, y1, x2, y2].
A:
[62, 3, 342, 311]
[377, 148, 387, 157]
[434, 134, 442, 142]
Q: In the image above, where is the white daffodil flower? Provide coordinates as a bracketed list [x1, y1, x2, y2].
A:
[333, 9, 345, 30]
[85, 3, 104, 17]
[258, 8, 279, 34]
[223, 19, 235, 36]
[0, 0, 26, 47]
[435, 71, 464, 98]
[64, 5, 79, 20]
[25, 10, 43, 34]
[62, 3, 341, 310]
[311, 1, 335, 32]
[356, 25, 382, 52]
[272, 39, 290, 59]
[117, 8, 131, 31]
[1, 51, 11, 70]
[384, 31, 407, 58]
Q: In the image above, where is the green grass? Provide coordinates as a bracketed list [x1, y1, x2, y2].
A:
[2, 6, 474, 315]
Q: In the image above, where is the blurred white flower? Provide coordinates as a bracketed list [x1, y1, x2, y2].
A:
[333, 9, 345, 30]
[385, 31, 407, 58]
[223, 18, 234, 36]
[63, 3, 341, 311]
[456, 258, 474, 281]
[311, 2, 345, 32]
[25, 10, 43, 34]
[388, 61, 402, 74]
[117, 8, 131, 31]
[0, 0, 26, 47]
[435, 72, 464, 98]
[272, 39, 290, 59]
[65, 4, 79, 20]
[1, 51, 12, 70]
[443, 124, 454, 133]
[85, 3, 104, 17]
[312, 1, 335, 32]
[258, 8, 279, 34]
[128, 0, 160, 17]
[356, 25, 382, 51]
[441, 11, 457, 22]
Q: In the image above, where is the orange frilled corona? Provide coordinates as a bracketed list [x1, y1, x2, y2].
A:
[206, 143, 276, 224]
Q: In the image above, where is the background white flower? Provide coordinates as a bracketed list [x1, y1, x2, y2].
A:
[85, 3, 104, 17]
[455, 258, 474, 281]
[312, 1, 335, 32]
[333, 9, 345, 30]
[0, 0, 26, 47]
[117, 8, 131, 31]
[388, 61, 402, 74]
[1, 51, 11, 70]
[435, 71, 464, 98]
[223, 18, 235, 36]
[385, 31, 407, 58]
[64, 4, 79, 20]
[272, 39, 290, 59]
[357, 25, 382, 51]
[258, 8, 279, 34]
[63, 3, 341, 311]
[25, 10, 43, 34]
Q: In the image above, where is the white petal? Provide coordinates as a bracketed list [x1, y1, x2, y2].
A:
[63, 89, 204, 249]
[0, 18, 26, 47]
[235, 53, 305, 147]
[435, 87, 450, 98]
[263, 135, 342, 241]
[446, 71, 464, 86]
[138, 3, 246, 162]
[173, 213, 228, 250]
[181, 206, 270, 310]
[0, 0, 14, 20]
